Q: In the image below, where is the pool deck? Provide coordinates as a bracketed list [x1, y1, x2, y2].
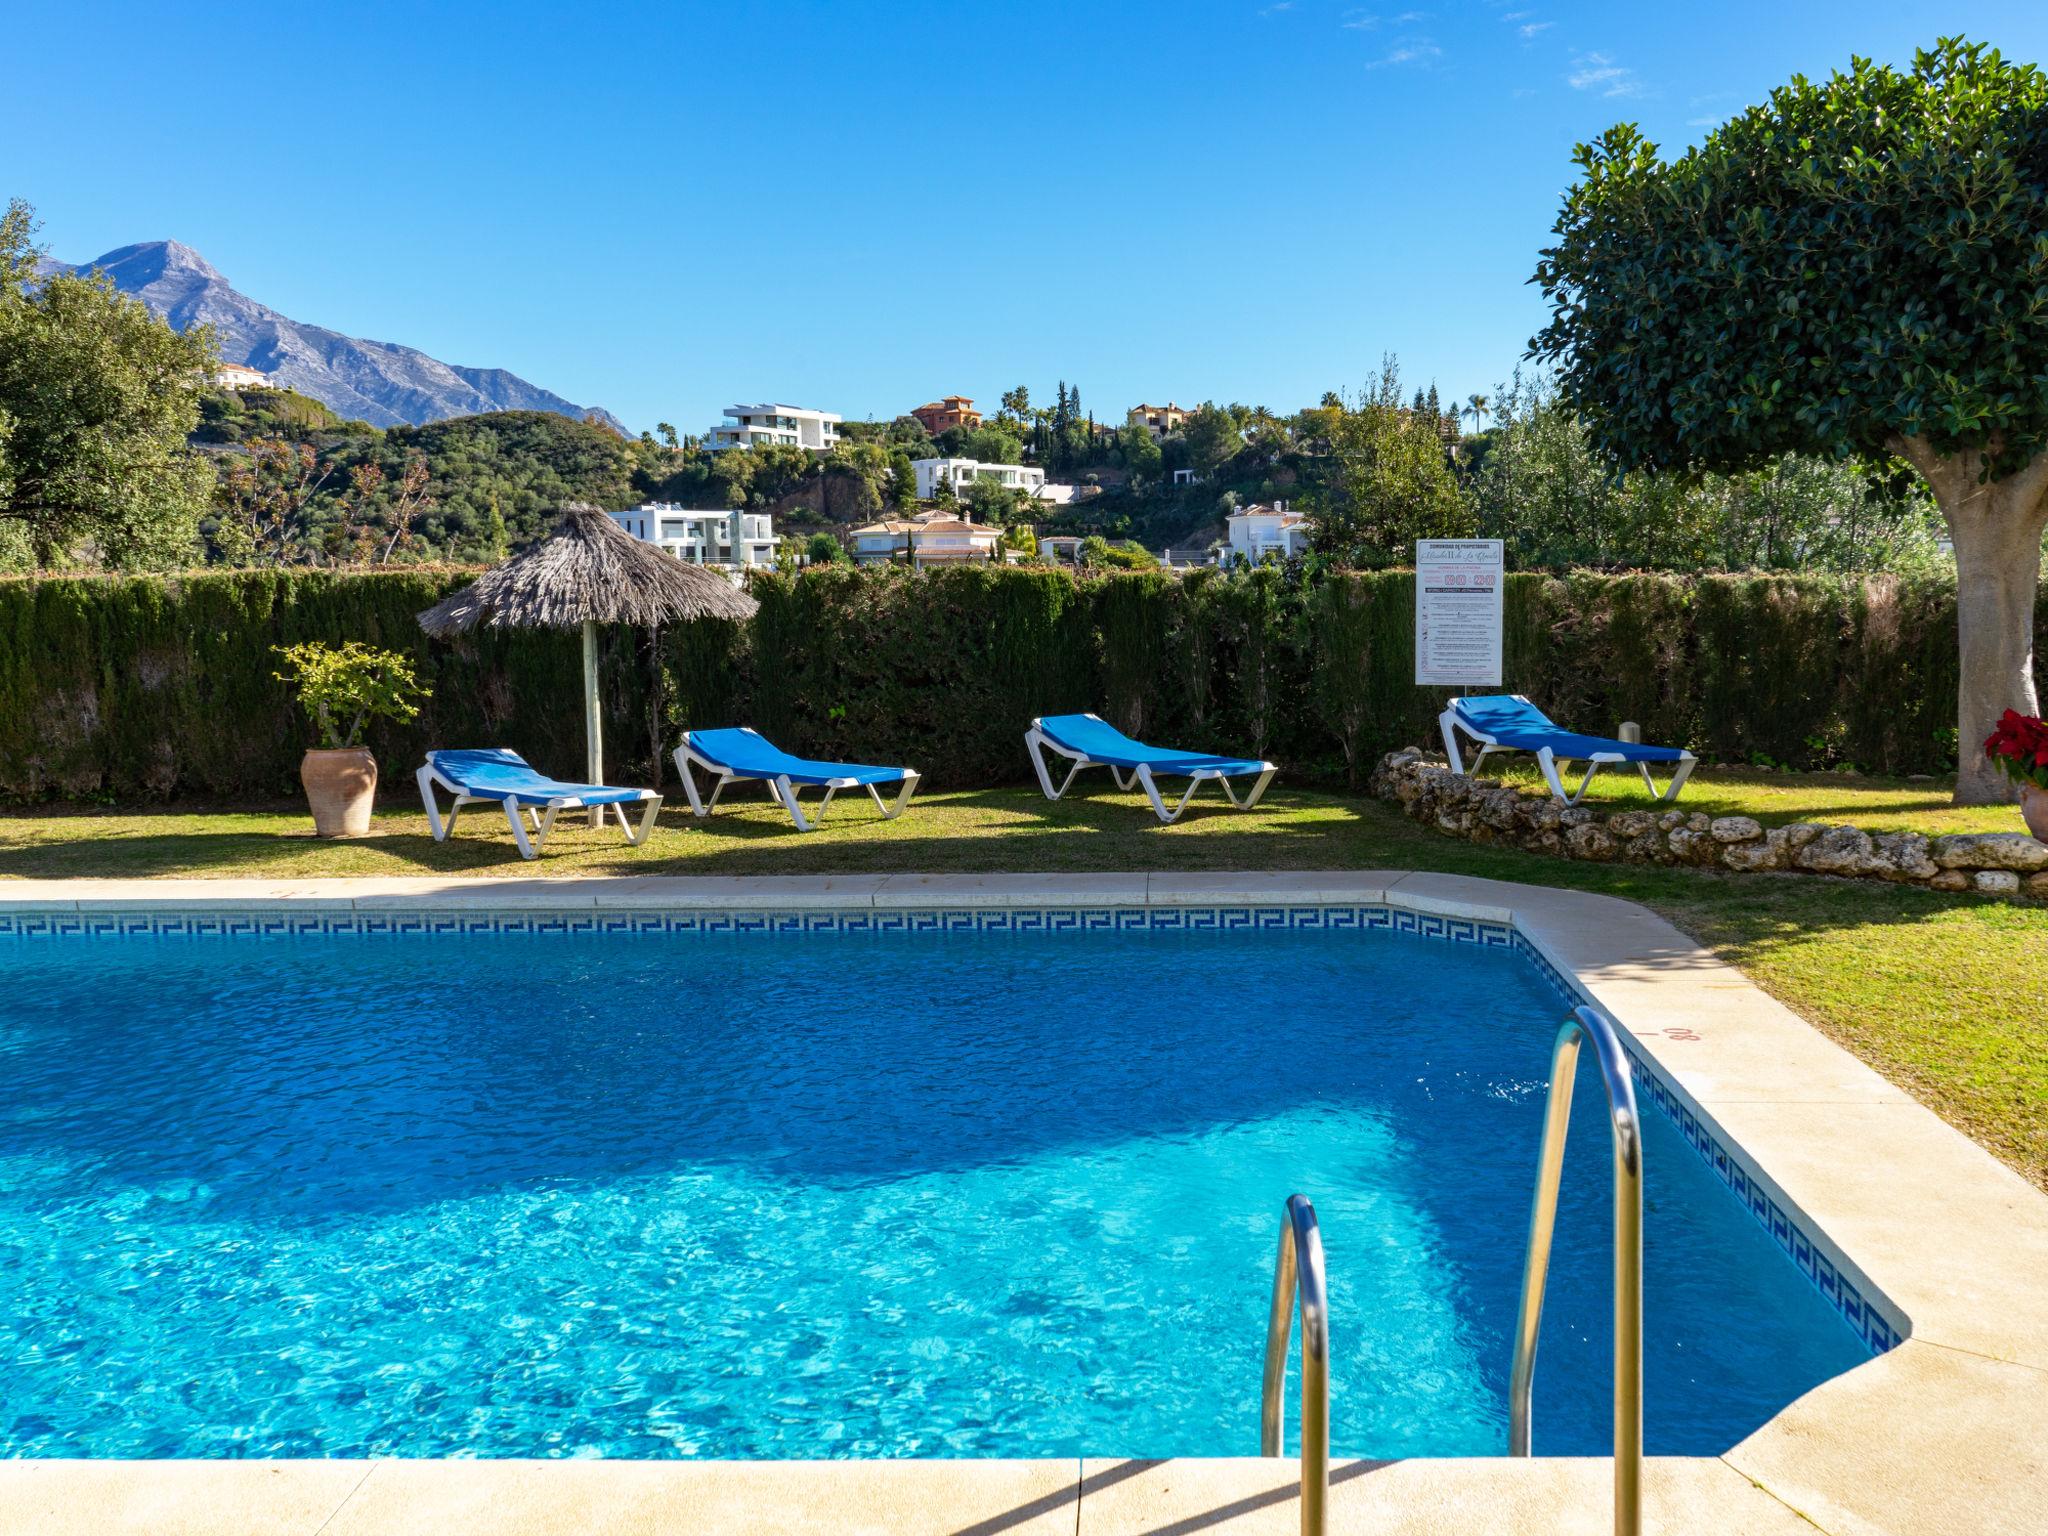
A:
[2, 870, 2044, 1535]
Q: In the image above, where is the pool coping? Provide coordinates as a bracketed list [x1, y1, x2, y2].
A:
[1, 870, 2044, 1535]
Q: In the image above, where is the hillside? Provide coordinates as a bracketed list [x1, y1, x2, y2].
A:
[54, 241, 625, 433]
[195, 399, 637, 560]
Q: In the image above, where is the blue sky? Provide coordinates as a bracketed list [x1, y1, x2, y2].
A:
[9, 1, 2048, 435]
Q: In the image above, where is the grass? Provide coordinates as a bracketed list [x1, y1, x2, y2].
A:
[2, 784, 2043, 1191]
[1482, 762, 2027, 835]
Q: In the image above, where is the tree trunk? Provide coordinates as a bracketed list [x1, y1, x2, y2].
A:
[1891, 436, 2048, 804]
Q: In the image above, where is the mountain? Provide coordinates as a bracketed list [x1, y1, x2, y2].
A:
[52, 240, 626, 434]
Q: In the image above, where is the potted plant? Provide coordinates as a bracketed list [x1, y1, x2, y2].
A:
[273, 641, 430, 837]
[1984, 709, 2048, 843]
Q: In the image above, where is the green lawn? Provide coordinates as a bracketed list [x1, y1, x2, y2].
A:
[1482, 761, 2028, 835]
[2, 784, 2043, 1191]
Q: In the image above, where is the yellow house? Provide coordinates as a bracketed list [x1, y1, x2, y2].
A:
[1126, 402, 1189, 440]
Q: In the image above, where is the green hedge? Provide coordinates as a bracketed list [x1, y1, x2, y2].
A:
[0, 566, 2035, 802]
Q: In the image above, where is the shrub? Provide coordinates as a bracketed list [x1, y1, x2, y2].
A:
[0, 565, 2041, 802]
[273, 641, 429, 749]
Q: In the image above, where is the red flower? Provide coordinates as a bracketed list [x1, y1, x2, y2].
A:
[1986, 711, 2048, 789]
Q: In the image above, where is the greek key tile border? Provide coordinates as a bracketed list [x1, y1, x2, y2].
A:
[0, 899, 1894, 1353]
[0, 904, 1525, 943]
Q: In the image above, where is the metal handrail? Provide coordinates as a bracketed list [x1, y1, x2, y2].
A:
[1508, 1002, 1644, 1536]
[1260, 1193, 1329, 1536]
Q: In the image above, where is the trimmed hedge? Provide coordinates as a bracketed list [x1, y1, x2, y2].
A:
[0, 567, 2037, 802]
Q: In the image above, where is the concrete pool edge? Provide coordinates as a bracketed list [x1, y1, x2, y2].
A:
[1, 870, 2043, 1534]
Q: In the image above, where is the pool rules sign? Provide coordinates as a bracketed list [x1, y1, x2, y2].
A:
[1414, 539, 1504, 687]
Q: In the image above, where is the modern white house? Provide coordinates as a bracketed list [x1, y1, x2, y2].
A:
[1031, 481, 1087, 506]
[1037, 534, 1086, 565]
[703, 403, 841, 453]
[848, 511, 1005, 567]
[912, 457, 1047, 501]
[1219, 501, 1311, 565]
[608, 503, 780, 568]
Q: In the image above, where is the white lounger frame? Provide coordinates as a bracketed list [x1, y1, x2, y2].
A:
[1438, 695, 1696, 807]
[416, 762, 662, 860]
[1025, 714, 1277, 825]
[672, 739, 921, 834]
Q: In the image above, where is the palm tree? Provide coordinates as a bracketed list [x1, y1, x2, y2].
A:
[1464, 394, 1490, 435]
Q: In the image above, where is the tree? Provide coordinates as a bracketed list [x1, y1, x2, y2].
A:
[1309, 363, 1472, 567]
[1472, 371, 1945, 572]
[803, 530, 849, 565]
[1464, 394, 1489, 435]
[1181, 403, 1241, 478]
[211, 436, 332, 564]
[961, 425, 1022, 464]
[1080, 534, 1158, 570]
[0, 198, 214, 568]
[887, 449, 918, 509]
[963, 477, 1027, 527]
[1532, 39, 2048, 802]
[1001, 385, 1030, 420]
[480, 493, 510, 562]
[1119, 422, 1162, 481]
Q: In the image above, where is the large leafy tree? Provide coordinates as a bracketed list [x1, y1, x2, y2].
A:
[1181, 403, 1243, 477]
[1308, 365, 1471, 568]
[0, 198, 215, 568]
[1532, 40, 2048, 802]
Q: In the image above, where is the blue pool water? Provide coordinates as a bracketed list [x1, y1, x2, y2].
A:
[0, 924, 1867, 1460]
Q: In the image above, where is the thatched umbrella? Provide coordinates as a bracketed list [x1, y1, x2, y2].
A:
[418, 503, 757, 821]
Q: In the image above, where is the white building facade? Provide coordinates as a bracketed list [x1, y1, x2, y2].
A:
[1220, 501, 1311, 565]
[912, 457, 1047, 501]
[848, 512, 1005, 567]
[609, 503, 779, 567]
[704, 403, 841, 452]
[214, 362, 271, 389]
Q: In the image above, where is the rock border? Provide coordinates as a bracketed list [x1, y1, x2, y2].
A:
[1369, 751, 2048, 900]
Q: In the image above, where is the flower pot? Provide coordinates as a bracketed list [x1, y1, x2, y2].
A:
[2022, 783, 2048, 845]
[300, 747, 377, 838]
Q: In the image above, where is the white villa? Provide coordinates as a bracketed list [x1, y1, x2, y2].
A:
[848, 511, 1005, 567]
[213, 362, 271, 390]
[704, 403, 841, 453]
[1220, 501, 1311, 565]
[912, 457, 1047, 501]
[1037, 534, 1086, 565]
[608, 503, 780, 568]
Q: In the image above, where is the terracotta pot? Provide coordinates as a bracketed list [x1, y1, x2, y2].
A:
[2022, 783, 2048, 845]
[300, 747, 377, 838]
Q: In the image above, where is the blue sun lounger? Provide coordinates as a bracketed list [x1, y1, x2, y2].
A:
[674, 727, 921, 833]
[1025, 712, 1278, 824]
[415, 748, 663, 860]
[1439, 694, 1696, 806]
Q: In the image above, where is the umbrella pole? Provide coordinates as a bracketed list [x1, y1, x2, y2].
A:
[583, 619, 604, 828]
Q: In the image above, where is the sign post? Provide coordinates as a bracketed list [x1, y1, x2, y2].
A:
[1415, 539, 1504, 688]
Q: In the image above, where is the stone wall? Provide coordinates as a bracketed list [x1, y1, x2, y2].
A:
[1369, 751, 2048, 900]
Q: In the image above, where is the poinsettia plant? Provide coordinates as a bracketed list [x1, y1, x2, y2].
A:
[1983, 710, 2048, 793]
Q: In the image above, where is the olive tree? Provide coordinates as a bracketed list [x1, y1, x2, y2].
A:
[1531, 40, 2048, 802]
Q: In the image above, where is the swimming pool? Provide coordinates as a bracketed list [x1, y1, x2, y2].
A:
[0, 910, 1872, 1461]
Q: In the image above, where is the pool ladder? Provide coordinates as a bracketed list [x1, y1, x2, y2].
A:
[1259, 1194, 1329, 1535]
[1259, 1001, 1644, 1536]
